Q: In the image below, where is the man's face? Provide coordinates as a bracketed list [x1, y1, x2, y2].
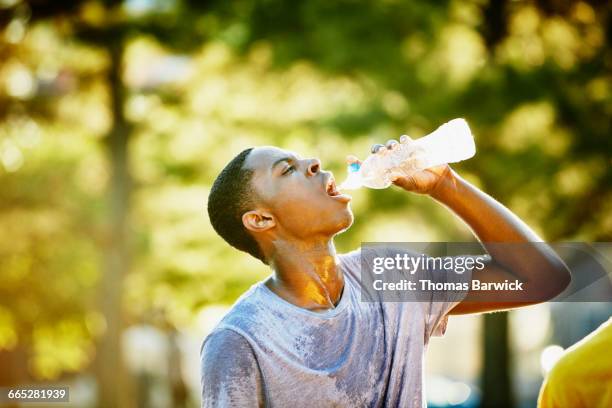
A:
[244, 146, 353, 240]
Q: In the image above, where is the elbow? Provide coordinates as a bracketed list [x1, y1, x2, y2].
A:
[549, 257, 572, 295]
[558, 264, 572, 294]
[533, 260, 572, 302]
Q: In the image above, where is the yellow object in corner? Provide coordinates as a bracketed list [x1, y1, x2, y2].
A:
[538, 317, 612, 408]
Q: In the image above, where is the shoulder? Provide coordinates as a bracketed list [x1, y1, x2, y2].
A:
[221, 283, 269, 325]
[338, 247, 372, 286]
[339, 245, 420, 264]
[200, 283, 269, 350]
[200, 328, 253, 371]
[338, 245, 393, 272]
[201, 327, 252, 357]
[337, 248, 361, 271]
[338, 245, 419, 284]
[200, 328, 258, 377]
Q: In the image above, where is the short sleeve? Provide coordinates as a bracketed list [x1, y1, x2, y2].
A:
[422, 256, 473, 339]
[200, 328, 265, 408]
[340, 246, 473, 338]
[377, 245, 473, 340]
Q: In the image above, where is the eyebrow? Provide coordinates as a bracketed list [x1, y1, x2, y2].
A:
[271, 156, 293, 170]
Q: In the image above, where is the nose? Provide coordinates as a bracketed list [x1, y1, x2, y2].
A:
[307, 158, 321, 176]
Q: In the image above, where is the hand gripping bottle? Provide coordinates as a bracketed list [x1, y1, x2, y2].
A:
[338, 118, 476, 189]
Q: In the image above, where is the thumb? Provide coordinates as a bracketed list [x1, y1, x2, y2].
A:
[391, 174, 417, 191]
[346, 155, 362, 166]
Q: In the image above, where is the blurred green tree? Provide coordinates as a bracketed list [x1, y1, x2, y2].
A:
[0, 1, 609, 407]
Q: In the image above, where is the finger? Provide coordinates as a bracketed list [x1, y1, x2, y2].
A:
[391, 176, 406, 188]
[391, 175, 415, 191]
[346, 155, 362, 165]
[385, 139, 399, 150]
[399, 135, 413, 144]
[371, 143, 385, 154]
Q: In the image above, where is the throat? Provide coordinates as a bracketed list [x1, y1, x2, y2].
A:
[266, 276, 345, 312]
[305, 272, 345, 308]
[267, 242, 345, 311]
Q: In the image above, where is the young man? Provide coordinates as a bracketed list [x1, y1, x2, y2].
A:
[202, 143, 571, 407]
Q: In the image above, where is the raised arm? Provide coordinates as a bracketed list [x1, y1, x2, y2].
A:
[429, 167, 570, 313]
[389, 163, 571, 314]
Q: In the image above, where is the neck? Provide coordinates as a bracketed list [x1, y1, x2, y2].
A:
[266, 237, 344, 311]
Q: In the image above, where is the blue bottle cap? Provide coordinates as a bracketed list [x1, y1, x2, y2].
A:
[348, 162, 361, 172]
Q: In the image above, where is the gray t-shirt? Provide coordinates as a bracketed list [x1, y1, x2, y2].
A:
[200, 248, 471, 407]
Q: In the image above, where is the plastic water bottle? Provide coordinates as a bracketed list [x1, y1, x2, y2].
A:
[338, 118, 476, 190]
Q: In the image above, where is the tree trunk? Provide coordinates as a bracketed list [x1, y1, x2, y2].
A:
[482, 312, 514, 408]
[168, 329, 189, 408]
[0, 346, 29, 408]
[94, 39, 134, 408]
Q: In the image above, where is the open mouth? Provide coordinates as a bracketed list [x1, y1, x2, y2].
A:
[323, 174, 351, 203]
[326, 176, 340, 196]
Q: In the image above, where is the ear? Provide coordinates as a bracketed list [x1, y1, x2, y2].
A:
[242, 210, 275, 233]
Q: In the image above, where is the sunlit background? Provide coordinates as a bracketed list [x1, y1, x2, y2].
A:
[0, 0, 610, 407]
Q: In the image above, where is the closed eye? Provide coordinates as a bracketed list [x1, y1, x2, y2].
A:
[282, 165, 296, 175]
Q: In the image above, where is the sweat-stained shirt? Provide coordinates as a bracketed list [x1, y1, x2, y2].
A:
[200, 247, 472, 408]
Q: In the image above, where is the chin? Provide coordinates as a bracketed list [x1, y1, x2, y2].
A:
[332, 207, 354, 235]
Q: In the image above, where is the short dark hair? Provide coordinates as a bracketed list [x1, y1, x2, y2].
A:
[207, 148, 266, 264]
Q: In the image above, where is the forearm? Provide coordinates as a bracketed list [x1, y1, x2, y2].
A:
[429, 169, 569, 288]
[429, 169, 540, 243]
